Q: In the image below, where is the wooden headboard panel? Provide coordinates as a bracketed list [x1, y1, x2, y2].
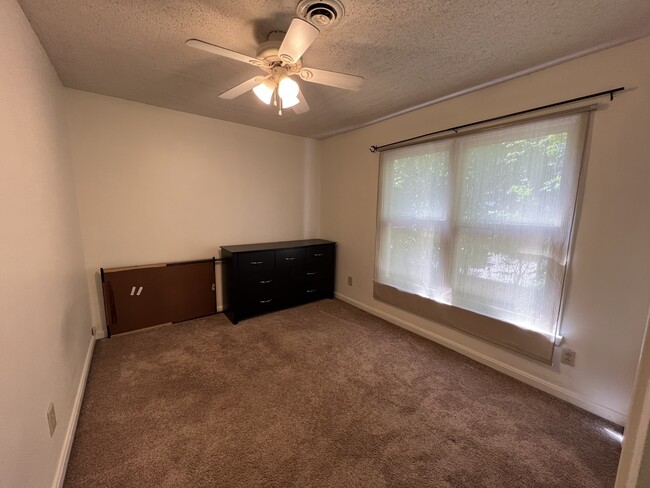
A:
[101, 258, 216, 336]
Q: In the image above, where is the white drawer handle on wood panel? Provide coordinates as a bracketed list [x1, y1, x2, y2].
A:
[306, 289, 317, 293]
[259, 299, 273, 304]
[250, 261, 264, 265]
[285, 257, 296, 261]
[314, 253, 325, 257]
[306, 272, 318, 276]
[259, 280, 272, 284]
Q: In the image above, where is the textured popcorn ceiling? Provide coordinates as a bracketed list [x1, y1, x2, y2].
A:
[17, 0, 650, 139]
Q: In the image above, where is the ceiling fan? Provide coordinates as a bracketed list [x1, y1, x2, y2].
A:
[186, 17, 364, 115]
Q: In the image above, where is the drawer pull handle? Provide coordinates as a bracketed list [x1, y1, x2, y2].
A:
[306, 272, 318, 276]
[259, 299, 273, 304]
[285, 257, 296, 261]
[250, 261, 264, 265]
[306, 289, 317, 293]
[314, 253, 325, 257]
[259, 280, 272, 284]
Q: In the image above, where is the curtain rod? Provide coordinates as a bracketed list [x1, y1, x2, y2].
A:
[369, 87, 625, 153]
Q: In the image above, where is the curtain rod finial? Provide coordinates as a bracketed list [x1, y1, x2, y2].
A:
[369, 145, 378, 153]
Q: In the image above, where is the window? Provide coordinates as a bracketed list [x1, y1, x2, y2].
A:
[375, 113, 589, 363]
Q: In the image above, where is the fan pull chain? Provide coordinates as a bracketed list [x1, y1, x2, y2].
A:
[273, 88, 283, 115]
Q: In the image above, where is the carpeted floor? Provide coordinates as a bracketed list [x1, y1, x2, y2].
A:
[64, 299, 622, 487]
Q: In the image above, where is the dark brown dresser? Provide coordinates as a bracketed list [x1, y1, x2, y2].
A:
[220, 239, 336, 324]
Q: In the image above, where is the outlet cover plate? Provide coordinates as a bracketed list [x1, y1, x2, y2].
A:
[561, 348, 576, 366]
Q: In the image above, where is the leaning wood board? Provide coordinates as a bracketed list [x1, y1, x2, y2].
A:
[101, 258, 216, 336]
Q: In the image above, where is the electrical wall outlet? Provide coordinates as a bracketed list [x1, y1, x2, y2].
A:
[47, 403, 57, 437]
[561, 348, 576, 366]
[347, 276, 353, 286]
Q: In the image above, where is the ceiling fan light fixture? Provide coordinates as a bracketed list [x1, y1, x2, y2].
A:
[186, 1, 360, 117]
[253, 79, 275, 105]
[278, 76, 300, 101]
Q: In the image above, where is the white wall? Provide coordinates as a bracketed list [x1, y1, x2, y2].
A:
[64, 90, 321, 335]
[320, 36, 650, 424]
[0, 1, 93, 487]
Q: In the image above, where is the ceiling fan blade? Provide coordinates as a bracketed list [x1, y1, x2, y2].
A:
[278, 18, 320, 64]
[299, 67, 364, 91]
[186, 39, 262, 66]
[293, 91, 310, 114]
[219, 77, 263, 100]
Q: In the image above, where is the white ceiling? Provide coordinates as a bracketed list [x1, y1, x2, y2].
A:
[17, 0, 650, 139]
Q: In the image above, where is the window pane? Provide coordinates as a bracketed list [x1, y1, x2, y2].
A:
[383, 142, 450, 221]
[377, 140, 451, 301]
[452, 227, 561, 331]
[458, 118, 579, 227]
[378, 223, 445, 299]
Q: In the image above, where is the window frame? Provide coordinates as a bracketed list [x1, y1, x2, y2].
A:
[374, 111, 591, 363]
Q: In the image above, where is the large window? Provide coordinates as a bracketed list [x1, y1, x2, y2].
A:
[375, 113, 589, 362]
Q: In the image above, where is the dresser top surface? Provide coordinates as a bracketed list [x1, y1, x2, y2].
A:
[221, 239, 335, 254]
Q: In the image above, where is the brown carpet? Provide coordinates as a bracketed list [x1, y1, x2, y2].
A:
[64, 299, 622, 487]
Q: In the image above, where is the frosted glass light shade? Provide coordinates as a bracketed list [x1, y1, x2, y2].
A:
[253, 80, 275, 105]
[282, 96, 299, 108]
[278, 77, 299, 100]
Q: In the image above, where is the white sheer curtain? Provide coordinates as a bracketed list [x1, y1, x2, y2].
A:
[376, 140, 452, 300]
[376, 113, 588, 340]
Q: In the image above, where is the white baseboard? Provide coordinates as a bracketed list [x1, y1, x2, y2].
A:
[335, 292, 626, 426]
[52, 335, 96, 488]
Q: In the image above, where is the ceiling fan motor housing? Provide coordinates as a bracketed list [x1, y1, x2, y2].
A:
[256, 39, 283, 63]
[296, 0, 345, 28]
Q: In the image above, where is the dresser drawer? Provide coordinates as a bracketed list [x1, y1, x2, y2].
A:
[243, 293, 277, 317]
[244, 290, 275, 306]
[306, 245, 333, 266]
[304, 287, 322, 299]
[305, 269, 323, 280]
[238, 251, 274, 275]
[276, 248, 305, 265]
[305, 272, 328, 290]
[240, 273, 275, 296]
[305, 271, 329, 297]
